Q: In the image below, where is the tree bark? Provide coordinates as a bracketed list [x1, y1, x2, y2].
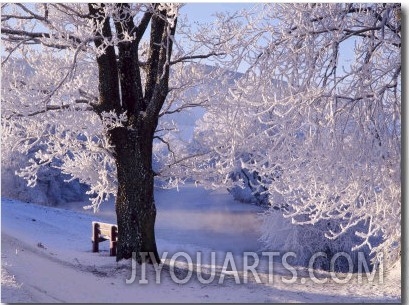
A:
[88, 3, 175, 264]
[109, 125, 160, 263]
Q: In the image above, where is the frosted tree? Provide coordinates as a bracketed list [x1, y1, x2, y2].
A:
[1, 3, 228, 263]
[188, 3, 401, 267]
[2, 3, 401, 268]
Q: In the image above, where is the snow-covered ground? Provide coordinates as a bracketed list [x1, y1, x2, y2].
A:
[1, 184, 401, 303]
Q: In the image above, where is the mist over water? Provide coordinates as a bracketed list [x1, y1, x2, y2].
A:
[155, 184, 265, 254]
[61, 183, 265, 256]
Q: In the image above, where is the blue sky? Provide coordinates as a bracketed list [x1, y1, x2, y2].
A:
[180, 2, 255, 23]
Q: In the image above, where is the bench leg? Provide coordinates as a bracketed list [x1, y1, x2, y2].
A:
[109, 226, 117, 256]
[92, 222, 100, 253]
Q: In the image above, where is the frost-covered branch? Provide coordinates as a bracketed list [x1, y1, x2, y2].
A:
[1, 3, 239, 213]
[170, 52, 226, 65]
[188, 3, 401, 268]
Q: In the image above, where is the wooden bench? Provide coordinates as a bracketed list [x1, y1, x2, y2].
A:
[92, 221, 118, 256]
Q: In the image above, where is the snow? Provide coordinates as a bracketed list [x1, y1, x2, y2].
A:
[1, 184, 401, 303]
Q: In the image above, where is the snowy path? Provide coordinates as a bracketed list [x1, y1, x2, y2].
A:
[1, 185, 401, 303]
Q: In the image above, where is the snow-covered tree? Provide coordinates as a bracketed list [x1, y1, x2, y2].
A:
[1, 3, 229, 263]
[188, 3, 401, 267]
[1, 119, 89, 205]
[2, 3, 401, 269]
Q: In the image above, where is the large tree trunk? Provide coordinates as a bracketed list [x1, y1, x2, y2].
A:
[88, 3, 175, 264]
[110, 125, 160, 263]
